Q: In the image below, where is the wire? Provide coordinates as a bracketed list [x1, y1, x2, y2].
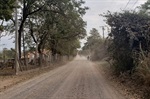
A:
[132, 0, 139, 10]
[132, 0, 138, 8]
[124, 0, 131, 10]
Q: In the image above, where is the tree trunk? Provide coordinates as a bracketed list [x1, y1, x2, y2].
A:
[51, 48, 57, 62]
[38, 42, 43, 67]
[39, 52, 43, 67]
[18, 6, 28, 59]
[18, 20, 26, 59]
[18, 31, 22, 59]
[22, 32, 27, 68]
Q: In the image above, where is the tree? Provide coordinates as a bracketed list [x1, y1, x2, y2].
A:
[140, 0, 150, 14]
[83, 28, 102, 51]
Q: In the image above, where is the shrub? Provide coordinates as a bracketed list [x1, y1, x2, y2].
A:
[104, 11, 150, 74]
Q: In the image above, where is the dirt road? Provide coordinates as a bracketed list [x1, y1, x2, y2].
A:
[0, 56, 125, 99]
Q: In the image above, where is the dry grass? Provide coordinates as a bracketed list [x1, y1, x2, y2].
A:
[136, 53, 150, 86]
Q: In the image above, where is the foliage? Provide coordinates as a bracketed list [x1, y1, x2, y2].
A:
[56, 39, 80, 56]
[104, 11, 150, 74]
[25, 0, 87, 57]
[83, 28, 102, 51]
[132, 0, 150, 87]
[139, 0, 150, 14]
[0, 0, 15, 21]
[0, 48, 15, 59]
[0, 0, 16, 30]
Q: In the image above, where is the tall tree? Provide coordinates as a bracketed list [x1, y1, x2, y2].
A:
[83, 28, 102, 51]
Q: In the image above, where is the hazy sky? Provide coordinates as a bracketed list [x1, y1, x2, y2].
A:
[0, 0, 148, 50]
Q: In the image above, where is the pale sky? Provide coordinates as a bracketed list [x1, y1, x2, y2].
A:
[0, 0, 148, 50]
[83, 0, 147, 33]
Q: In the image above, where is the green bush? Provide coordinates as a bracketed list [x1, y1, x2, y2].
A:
[104, 11, 150, 74]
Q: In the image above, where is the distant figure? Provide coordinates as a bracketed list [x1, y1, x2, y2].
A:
[87, 56, 90, 60]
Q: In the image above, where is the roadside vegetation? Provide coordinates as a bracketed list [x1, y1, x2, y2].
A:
[104, 0, 150, 88]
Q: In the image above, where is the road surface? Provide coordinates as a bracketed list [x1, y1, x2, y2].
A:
[0, 56, 125, 99]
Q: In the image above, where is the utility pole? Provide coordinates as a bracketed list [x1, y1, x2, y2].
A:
[100, 25, 110, 39]
[100, 26, 105, 39]
[3, 47, 7, 63]
[15, 0, 19, 75]
[102, 26, 105, 39]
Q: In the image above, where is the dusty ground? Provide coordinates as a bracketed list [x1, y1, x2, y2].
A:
[0, 56, 126, 99]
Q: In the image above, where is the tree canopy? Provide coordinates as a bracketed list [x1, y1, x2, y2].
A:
[0, 0, 16, 30]
[83, 28, 102, 51]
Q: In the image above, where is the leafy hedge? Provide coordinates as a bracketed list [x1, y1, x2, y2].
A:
[104, 11, 150, 74]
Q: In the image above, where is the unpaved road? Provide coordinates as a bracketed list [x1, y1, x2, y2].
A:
[0, 56, 125, 99]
